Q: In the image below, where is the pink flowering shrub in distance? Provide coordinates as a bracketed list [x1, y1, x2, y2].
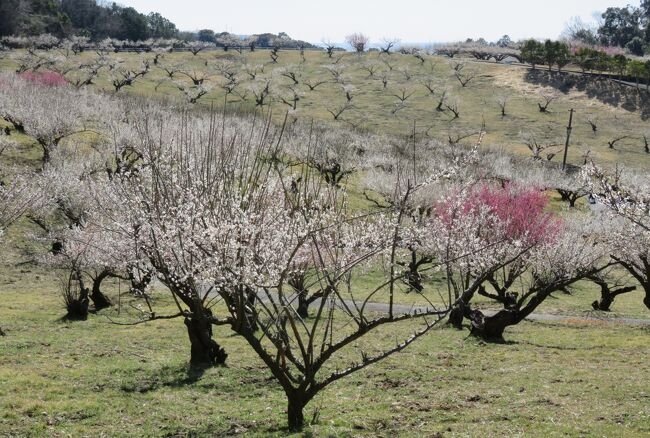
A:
[436, 183, 562, 246]
[18, 71, 68, 87]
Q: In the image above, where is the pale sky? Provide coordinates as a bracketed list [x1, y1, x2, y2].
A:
[120, 0, 634, 43]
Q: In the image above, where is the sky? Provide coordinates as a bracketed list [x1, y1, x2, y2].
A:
[120, 0, 635, 43]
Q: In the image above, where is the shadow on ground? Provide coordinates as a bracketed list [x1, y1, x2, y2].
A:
[524, 70, 650, 120]
[119, 363, 209, 393]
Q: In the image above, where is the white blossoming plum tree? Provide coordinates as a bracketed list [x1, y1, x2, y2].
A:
[85, 105, 486, 430]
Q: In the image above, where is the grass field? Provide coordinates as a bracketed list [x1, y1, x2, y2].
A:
[1, 264, 650, 437]
[2, 48, 650, 437]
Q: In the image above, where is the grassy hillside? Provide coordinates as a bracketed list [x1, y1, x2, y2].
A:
[2, 49, 648, 170]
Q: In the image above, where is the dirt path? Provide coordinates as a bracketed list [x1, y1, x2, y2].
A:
[279, 294, 650, 326]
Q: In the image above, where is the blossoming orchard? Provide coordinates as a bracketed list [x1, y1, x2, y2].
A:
[1, 9, 650, 434]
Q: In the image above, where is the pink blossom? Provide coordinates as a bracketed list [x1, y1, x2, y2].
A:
[18, 71, 68, 87]
[435, 183, 562, 246]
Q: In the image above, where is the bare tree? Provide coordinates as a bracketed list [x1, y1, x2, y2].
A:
[391, 87, 415, 103]
[421, 79, 437, 96]
[399, 66, 413, 81]
[521, 133, 561, 161]
[496, 95, 509, 117]
[321, 39, 337, 58]
[607, 136, 628, 149]
[242, 63, 264, 80]
[304, 78, 328, 91]
[250, 80, 271, 107]
[381, 58, 395, 71]
[380, 71, 390, 89]
[588, 270, 636, 311]
[455, 69, 478, 87]
[327, 100, 354, 120]
[187, 41, 214, 56]
[176, 82, 212, 104]
[435, 89, 449, 111]
[324, 64, 346, 83]
[276, 85, 302, 110]
[445, 97, 460, 119]
[179, 69, 210, 86]
[277, 65, 301, 85]
[586, 117, 598, 133]
[345, 33, 369, 53]
[379, 38, 400, 55]
[360, 61, 380, 78]
[537, 93, 557, 113]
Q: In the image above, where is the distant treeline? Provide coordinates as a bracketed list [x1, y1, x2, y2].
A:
[0, 0, 316, 49]
[0, 0, 178, 40]
[565, 0, 650, 56]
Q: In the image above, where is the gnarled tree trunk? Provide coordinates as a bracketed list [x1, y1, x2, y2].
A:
[64, 271, 90, 320]
[448, 302, 466, 329]
[590, 280, 636, 311]
[184, 309, 228, 368]
[468, 308, 519, 342]
[90, 270, 113, 310]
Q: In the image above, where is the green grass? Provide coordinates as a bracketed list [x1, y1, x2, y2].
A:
[1, 267, 650, 437]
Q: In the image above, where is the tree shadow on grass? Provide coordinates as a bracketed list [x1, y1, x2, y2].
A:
[510, 340, 582, 351]
[119, 363, 211, 393]
[523, 70, 650, 120]
[161, 421, 291, 438]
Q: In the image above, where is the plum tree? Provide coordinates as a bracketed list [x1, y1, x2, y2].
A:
[345, 33, 369, 53]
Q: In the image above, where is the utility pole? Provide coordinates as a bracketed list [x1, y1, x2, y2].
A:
[562, 108, 574, 170]
[412, 119, 417, 186]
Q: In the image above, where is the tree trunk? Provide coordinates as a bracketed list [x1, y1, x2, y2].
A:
[591, 293, 614, 311]
[184, 312, 227, 368]
[404, 249, 424, 293]
[65, 272, 90, 320]
[297, 289, 309, 319]
[90, 271, 112, 310]
[287, 393, 306, 431]
[448, 301, 467, 329]
[590, 279, 635, 312]
[289, 273, 310, 319]
[469, 309, 518, 342]
[40, 143, 52, 164]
